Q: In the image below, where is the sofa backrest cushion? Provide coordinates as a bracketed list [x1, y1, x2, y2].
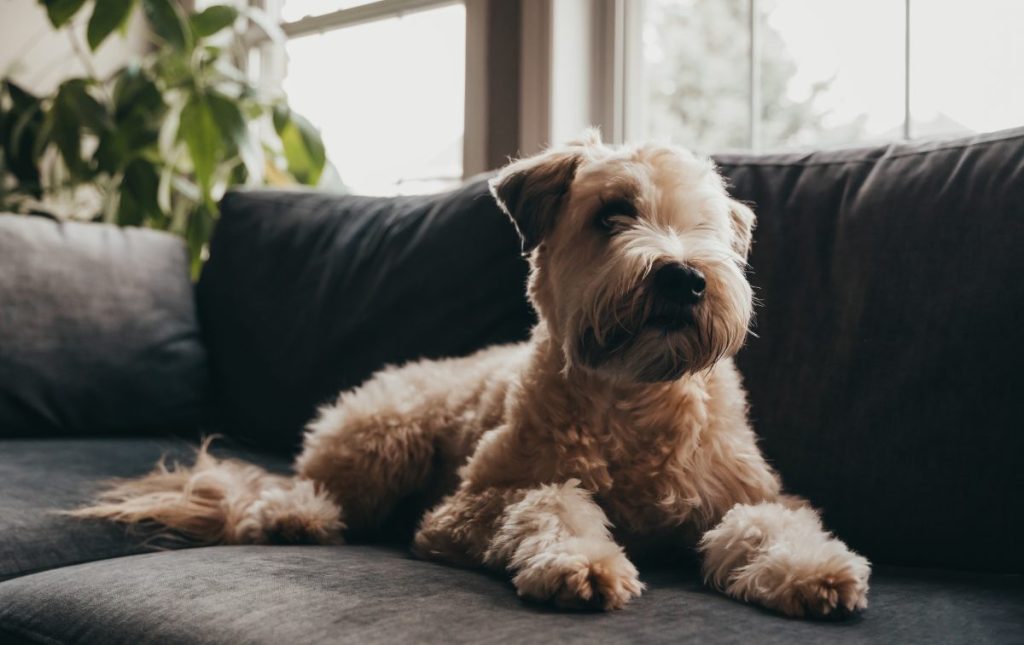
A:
[0, 215, 208, 437]
[715, 128, 1024, 573]
[197, 181, 534, 454]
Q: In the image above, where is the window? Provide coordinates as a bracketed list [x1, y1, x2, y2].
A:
[251, 0, 1022, 182]
[259, 0, 466, 195]
[628, 0, 1024, 153]
[909, 0, 1024, 138]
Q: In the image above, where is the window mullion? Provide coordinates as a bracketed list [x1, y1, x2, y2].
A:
[277, 0, 460, 40]
[904, 0, 912, 139]
[749, 0, 762, 152]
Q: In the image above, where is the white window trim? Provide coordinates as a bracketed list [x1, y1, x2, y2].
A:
[519, 0, 552, 156]
[462, 0, 489, 176]
[519, 0, 636, 152]
[275, 0, 460, 37]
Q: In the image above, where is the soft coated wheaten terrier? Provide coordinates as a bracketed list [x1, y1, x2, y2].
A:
[76, 132, 870, 617]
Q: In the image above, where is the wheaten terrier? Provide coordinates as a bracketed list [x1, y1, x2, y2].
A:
[76, 132, 870, 617]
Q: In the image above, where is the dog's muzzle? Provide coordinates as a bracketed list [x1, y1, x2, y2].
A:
[577, 262, 708, 371]
[647, 263, 705, 330]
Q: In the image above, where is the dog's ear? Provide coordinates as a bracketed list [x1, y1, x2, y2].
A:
[490, 148, 582, 253]
[727, 199, 756, 259]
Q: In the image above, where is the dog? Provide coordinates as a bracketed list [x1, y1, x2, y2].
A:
[74, 131, 870, 617]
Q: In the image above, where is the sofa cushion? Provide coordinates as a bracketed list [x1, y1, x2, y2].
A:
[0, 215, 208, 437]
[0, 438, 290, 582]
[0, 545, 1020, 644]
[198, 180, 534, 452]
[715, 128, 1024, 573]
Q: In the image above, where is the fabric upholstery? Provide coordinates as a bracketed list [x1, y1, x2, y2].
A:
[0, 215, 208, 437]
[714, 129, 1024, 573]
[0, 438, 290, 582]
[0, 545, 1020, 644]
[197, 181, 534, 452]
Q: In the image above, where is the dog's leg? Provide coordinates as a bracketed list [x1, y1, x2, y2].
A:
[698, 500, 870, 618]
[293, 347, 525, 538]
[414, 480, 644, 610]
[296, 402, 442, 537]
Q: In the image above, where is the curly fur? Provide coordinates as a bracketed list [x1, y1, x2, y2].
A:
[73, 133, 869, 617]
[70, 437, 344, 546]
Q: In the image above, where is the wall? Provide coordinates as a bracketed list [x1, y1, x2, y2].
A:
[0, 0, 148, 96]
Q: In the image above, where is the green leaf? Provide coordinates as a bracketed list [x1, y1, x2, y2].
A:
[112, 66, 164, 119]
[206, 92, 245, 148]
[96, 75, 161, 173]
[50, 88, 84, 175]
[141, 0, 191, 50]
[4, 101, 44, 192]
[87, 0, 135, 50]
[190, 5, 238, 38]
[59, 79, 109, 132]
[186, 201, 215, 278]
[97, 70, 163, 173]
[273, 108, 326, 185]
[0, 83, 42, 189]
[94, 131, 126, 173]
[271, 104, 289, 133]
[206, 91, 260, 178]
[118, 158, 161, 225]
[51, 80, 109, 179]
[178, 92, 221, 195]
[40, 0, 87, 28]
[4, 81, 38, 111]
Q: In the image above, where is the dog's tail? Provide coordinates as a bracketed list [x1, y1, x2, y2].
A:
[69, 438, 345, 546]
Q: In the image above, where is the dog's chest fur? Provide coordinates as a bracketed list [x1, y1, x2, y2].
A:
[458, 341, 781, 538]
[552, 364, 777, 535]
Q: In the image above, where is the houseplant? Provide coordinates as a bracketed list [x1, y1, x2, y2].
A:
[0, 0, 326, 274]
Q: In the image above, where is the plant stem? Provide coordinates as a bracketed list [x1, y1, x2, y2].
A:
[66, 29, 113, 102]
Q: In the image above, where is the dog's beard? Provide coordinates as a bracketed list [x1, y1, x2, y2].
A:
[571, 268, 752, 383]
[575, 300, 708, 382]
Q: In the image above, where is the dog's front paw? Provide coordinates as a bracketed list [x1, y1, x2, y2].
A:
[513, 549, 644, 611]
[767, 552, 870, 618]
[701, 502, 871, 619]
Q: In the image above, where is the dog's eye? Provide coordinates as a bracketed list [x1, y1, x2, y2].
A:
[594, 199, 637, 234]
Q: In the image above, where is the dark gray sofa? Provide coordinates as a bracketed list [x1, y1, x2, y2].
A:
[1, 130, 1022, 644]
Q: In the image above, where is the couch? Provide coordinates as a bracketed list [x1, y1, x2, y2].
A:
[1, 129, 1022, 644]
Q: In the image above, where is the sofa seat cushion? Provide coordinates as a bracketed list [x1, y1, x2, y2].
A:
[0, 545, 1020, 644]
[0, 215, 209, 438]
[0, 439, 290, 582]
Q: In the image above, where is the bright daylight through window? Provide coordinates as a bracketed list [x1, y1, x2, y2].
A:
[636, 0, 1024, 152]
[275, 1, 465, 195]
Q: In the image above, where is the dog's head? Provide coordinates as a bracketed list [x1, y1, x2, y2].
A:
[490, 131, 755, 383]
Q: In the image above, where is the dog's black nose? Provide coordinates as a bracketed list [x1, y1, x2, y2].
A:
[654, 264, 706, 305]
